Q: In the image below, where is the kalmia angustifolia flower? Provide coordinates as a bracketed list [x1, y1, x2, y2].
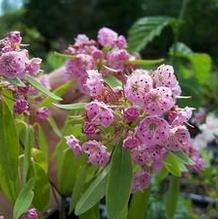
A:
[36, 107, 49, 122]
[26, 208, 38, 219]
[64, 27, 203, 193]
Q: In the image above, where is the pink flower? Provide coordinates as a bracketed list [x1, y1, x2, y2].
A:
[39, 75, 51, 90]
[132, 170, 151, 193]
[36, 107, 49, 122]
[107, 49, 129, 71]
[116, 35, 127, 49]
[82, 140, 110, 166]
[98, 27, 118, 47]
[123, 107, 140, 122]
[14, 99, 29, 114]
[169, 126, 191, 151]
[123, 132, 140, 150]
[27, 208, 38, 219]
[26, 58, 42, 76]
[153, 64, 181, 96]
[85, 101, 114, 128]
[0, 51, 27, 79]
[85, 70, 104, 97]
[65, 135, 82, 157]
[136, 116, 170, 146]
[171, 107, 193, 126]
[143, 87, 175, 116]
[125, 69, 153, 105]
[83, 122, 97, 137]
[8, 31, 22, 44]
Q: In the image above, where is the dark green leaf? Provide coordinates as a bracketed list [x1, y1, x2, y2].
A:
[75, 166, 110, 215]
[53, 102, 87, 110]
[165, 176, 179, 219]
[0, 99, 19, 181]
[128, 16, 173, 52]
[69, 163, 88, 212]
[32, 162, 50, 210]
[24, 75, 62, 101]
[106, 146, 133, 219]
[79, 204, 100, 219]
[128, 187, 151, 219]
[13, 178, 35, 219]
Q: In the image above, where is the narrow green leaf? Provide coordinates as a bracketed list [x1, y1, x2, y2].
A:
[69, 164, 88, 212]
[165, 176, 179, 219]
[128, 16, 173, 52]
[106, 146, 133, 219]
[0, 99, 19, 181]
[128, 187, 151, 219]
[104, 75, 122, 88]
[127, 58, 164, 66]
[48, 116, 62, 137]
[40, 80, 75, 107]
[8, 78, 26, 87]
[23, 126, 34, 182]
[53, 102, 87, 110]
[75, 166, 110, 215]
[13, 178, 35, 219]
[24, 75, 62, 101]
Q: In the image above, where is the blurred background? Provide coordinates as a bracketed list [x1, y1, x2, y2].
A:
[1, 1, 218, 218]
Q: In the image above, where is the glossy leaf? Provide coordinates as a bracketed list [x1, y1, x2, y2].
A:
[128, 16, 173, 52]
[164, 152, 181, 177]
[8, 78, 26, 87]
[127, 58, 164, 66]
[13, 178, 35, 219]
[104, 75, 122, 88]
[75, 166, 110, 215]
[106, 146, 133, 219]
[24, 75, 62, 101]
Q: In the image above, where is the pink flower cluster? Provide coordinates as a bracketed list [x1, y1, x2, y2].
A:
[64, 27, 134, 96]
[0, 31, 41, 79]
[64, 28, 203, 193]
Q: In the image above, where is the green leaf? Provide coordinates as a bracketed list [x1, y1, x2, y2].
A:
[0, 99, 19, 181]
[128, 16, 173, 52]
[128, 187, 151, 219]
[169, 42, 192, 57]
[75, 166, 110, 215]
[79, 205, 100, 219]
[40, 80, 75, 107]
[24, 75, 62, 101]
[165, 176, 179, 219]
[127, 58, 164, 66]
[58, 148, 83, 195]
[32, 162, 50, 210]
[13, 178, 35, 219]
[188, 53, 212, 85]
[8, 78, 26, 87]
[69, 163, 88, 212]
[23, 125, 34, 182]
[48, 116, 62, 137]
[53, 102, 87, 110]
[173, 151, 194, 165]
[106, 146, 133, 219]
[164, 153, 181, 177]
[104, 75, 122, 88]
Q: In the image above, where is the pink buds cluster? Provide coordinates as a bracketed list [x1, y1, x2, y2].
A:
[63, 28, 204, 193]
